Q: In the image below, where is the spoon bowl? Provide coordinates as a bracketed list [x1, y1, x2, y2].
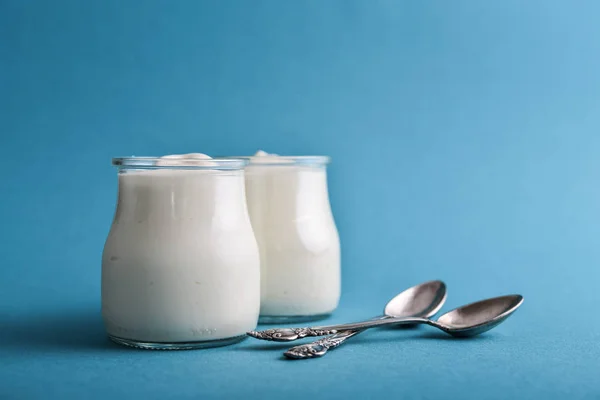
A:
[384, 280, 447, 319]
[434, 294, 524, 337]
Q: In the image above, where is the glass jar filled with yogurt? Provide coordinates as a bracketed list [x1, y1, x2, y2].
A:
[243, 151, 341, 323]
[102, 154, 261, 349]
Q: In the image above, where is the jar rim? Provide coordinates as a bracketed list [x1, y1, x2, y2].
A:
[226, 155, 331, 166]
[112, 157, 248, 170]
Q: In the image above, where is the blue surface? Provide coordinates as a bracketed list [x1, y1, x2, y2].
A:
[2, 0, 600, 398]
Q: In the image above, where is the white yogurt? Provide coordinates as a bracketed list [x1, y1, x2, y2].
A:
[102, 154, 260, 346]
[245, 151, 341, 319]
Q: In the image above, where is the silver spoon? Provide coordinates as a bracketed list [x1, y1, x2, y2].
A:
[283, 280, 447, 359]
[247, 294, 523, 342]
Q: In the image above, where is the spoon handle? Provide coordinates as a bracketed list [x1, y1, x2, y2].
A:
[284, 315, 390, 359]
[247, 316, 430, 342]
[284, 330, 362, 359]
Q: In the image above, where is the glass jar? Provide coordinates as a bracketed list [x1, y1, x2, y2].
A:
[244, 155, 341, 323]
[102, 156, 260, 349]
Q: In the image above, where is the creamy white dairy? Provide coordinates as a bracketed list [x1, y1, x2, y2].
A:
[155, 153, 216, 166]
[102, 154, 260, 345]
[245, 151, 340, 318]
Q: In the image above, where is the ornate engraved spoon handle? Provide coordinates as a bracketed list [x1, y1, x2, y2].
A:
[283, 330, 362, 359]
[246, 327, 339, 341]
[284, 314, 391, 359]
[247, 316, 431, 342]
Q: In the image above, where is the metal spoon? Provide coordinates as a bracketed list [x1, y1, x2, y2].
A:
[283, 280, 447, 359]
[247, 294, 523, 342]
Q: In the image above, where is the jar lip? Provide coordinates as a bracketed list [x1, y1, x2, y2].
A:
[226, 155, 331, 166]
[112, 157, 248, 170]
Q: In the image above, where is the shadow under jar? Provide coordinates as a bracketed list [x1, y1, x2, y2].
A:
[243, 154, 341, 323]
[102, 156, 260, 350]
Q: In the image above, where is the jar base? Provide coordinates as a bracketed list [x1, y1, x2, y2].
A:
[108, 334, 247, 350]
[258, 313, 331, 324]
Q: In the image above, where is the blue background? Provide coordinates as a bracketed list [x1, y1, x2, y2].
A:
[2, 0, 600, 398]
